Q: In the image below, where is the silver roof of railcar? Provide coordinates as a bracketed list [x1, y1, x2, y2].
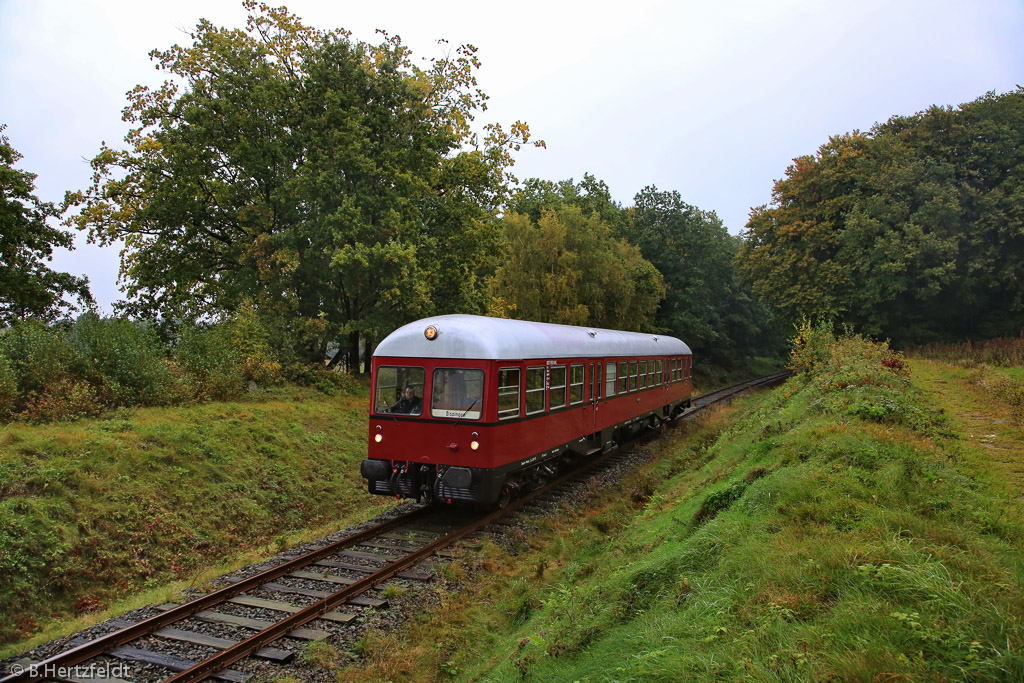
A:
[374, 315, 691, 361]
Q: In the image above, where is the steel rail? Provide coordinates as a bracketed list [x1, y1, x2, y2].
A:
[688, 371, 791, 411]
[0, 506, 434, 683]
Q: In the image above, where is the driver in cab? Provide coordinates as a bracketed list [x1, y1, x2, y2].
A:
[389, 386, 422, 415]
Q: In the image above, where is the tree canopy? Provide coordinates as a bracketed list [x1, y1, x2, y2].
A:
[739, 88, 1024, 346]
[508, 173, 628, 234]
[0, 126, 92, 325]
[628, 187, 776, 364]
[489, 205, 664, 330]
[492, 176, 779, 362]
[67, 2, 540, 367]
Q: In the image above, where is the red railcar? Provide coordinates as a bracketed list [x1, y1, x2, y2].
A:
[361, 315, 692, 505]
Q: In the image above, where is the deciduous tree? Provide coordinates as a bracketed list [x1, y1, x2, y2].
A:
[489, 206, 664, 330]
[67, 2, 540, 368]
[0, 126, 91, 324]
[629, 187, 776, 365]
[739, 88, 1024, 346]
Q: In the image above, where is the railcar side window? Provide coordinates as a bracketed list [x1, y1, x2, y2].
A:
[375, 366, 425, 415]
[630, 361, 638, 391]
[656, 359, 663, 385]
[617, 361, 628, 394]
[605, 363, 617, 396]
[526, 367, 546, 414]
[549, 365, 567, 409]
[639, 360, 647, 389]
[570, 364, 584, 404]
[431, 368, 484, 420]
[648, 361, 655, 387]
[497, 368, 521, 420]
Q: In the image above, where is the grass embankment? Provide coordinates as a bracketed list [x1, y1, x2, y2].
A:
[0, 383, 394, 654]
[344, 329, 1024, 682]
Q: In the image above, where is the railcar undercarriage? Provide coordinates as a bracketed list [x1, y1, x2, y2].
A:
[361, 398, 691, 507]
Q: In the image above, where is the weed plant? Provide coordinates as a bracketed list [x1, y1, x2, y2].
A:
[300, 641, 340, 670]
[911, 335, 1024, 367]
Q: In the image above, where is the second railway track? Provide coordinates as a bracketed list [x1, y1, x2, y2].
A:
[2, 371, 790, 683]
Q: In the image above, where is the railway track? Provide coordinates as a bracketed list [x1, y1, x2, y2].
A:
[687, 371, 791, 413]
[2, 370, 790, 683]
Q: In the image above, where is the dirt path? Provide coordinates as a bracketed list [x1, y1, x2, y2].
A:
[912, 359, 1024, 501]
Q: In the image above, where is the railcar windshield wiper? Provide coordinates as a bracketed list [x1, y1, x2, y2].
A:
[459, 399, 479, 418]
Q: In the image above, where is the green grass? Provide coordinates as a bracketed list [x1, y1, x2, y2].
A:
[340, 329, 1024, 682]
[0, 383, 395, 653]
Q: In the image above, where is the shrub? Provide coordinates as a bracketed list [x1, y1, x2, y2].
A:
[19, 377, 103, 422]
[789, 319, 837, 376]
[69, 313, 175, 406]
[227, 302, 283, 385]
[0, 319, 84, 399]
[312, 367, 357, 396]
[788, 322, 944, 433]
[0, 352, 18, 419]
[173, 323, 245, 401]
[791, 320, 911, 389]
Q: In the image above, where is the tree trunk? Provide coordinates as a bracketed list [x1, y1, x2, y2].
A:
[347, 330, 360, 373]
[362, 334, 374, 374]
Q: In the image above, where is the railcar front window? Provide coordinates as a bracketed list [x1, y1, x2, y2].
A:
[498, 368, 521, 420]
[526, 366, 546, 414]
[549, 365, 567, 409]
[375, 366, 425, 415]
[431, 368, 484, 420]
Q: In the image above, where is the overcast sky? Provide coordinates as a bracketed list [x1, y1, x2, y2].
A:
[2, 0, 1022, 313]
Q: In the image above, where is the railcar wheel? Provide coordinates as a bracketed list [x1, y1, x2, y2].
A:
[497, 486, 512, 508]
[497, 480, 518, 508]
